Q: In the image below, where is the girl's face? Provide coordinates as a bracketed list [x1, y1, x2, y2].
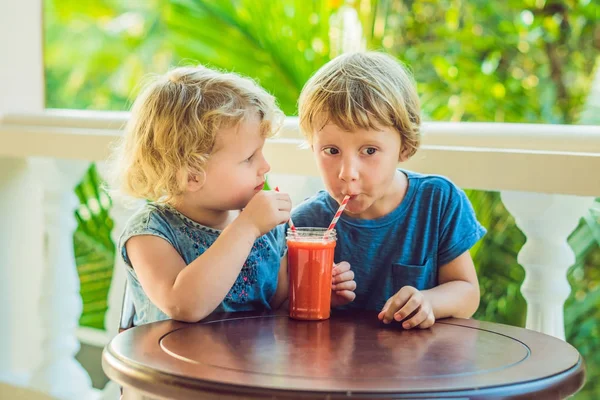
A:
[312, 123, 405, 220]
[194, 115, 271, 211]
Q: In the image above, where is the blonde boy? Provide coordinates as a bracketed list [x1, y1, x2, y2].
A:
[292, 52, 486, 329]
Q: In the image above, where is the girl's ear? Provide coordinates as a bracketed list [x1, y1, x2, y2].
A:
[399, 145, 410, 163]
[186, 171, 206, 192]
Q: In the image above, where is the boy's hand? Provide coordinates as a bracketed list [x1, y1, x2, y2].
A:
[378, 286, 435, 329]
[239, 190, 291, 237]
[331, 261, 356, 307]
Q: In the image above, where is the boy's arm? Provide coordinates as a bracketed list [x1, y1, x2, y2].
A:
[331, 261, 357, 307]
[269, 256, 289, 309]
[422, 250, 480, 319]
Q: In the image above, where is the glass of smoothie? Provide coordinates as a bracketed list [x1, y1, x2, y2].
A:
[287, 227, 337, 320]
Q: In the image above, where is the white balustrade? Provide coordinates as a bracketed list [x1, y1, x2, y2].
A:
[0, 0, 45, 389]
[29, 159, 95, 399]
[0, 158, 45, 385]
[500, 191, 595, 339]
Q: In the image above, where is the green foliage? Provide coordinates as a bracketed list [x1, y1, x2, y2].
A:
[363, 0, 597, 124]
[166, 0, 335, 115]
[45, 0, 599, 396]
[44, 0, 175, 111]
[467, 190, 527, 327]
[73, 164, 115, 329]
[565, 208, 600, 400]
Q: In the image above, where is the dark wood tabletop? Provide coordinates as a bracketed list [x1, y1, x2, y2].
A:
[102, 310, 585, 399]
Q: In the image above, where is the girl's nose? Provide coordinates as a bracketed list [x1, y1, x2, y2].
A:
[259, 153, 271, 175]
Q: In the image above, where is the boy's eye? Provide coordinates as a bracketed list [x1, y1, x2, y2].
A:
[323, 147, 339, 155]
[361, 147, 377, 155]
[244, 154, 254, 162]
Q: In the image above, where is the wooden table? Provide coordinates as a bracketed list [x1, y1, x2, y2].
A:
[102, 310, 585, 399]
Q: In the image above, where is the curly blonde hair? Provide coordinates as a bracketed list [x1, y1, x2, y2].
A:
[298, 52, 421, 159]
[110, 65, 284, 204]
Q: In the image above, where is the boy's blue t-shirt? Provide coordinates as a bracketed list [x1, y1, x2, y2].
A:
[119, 203, 287, 326]
[291, 169, 486, 312]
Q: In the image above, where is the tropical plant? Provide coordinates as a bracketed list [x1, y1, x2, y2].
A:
[73, 164, 115, 329]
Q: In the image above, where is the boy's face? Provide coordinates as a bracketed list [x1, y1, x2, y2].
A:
[196, 115, 271, 210]
[312, 123, 405, 219]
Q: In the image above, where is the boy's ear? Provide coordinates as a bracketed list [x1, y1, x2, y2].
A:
[186, 171, 206, 192]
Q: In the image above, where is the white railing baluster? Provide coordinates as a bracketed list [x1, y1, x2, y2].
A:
[0, 158, 45, 385]
[500, 191, 595, 340]
[29, 159, 95, 399]
[0, 0, 45, 389]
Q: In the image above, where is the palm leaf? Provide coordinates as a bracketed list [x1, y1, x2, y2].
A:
[166, 0, 335, 114]
[74, 164, 115, 330]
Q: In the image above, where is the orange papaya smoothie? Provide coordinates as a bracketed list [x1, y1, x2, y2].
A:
[287, 228, 337, 320]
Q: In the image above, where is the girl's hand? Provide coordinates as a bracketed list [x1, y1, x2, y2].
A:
[378, 286, 435, 329]
[331, 261, 356, 307]
[239, 190, 291, 238]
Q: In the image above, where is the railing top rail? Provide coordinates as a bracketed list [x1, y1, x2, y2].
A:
[2, 109, 600, 153]
[1, 109, 599, 196]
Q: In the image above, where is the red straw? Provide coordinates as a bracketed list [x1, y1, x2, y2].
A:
[275, 187, 297, 234]
[324, 195, 350, 239]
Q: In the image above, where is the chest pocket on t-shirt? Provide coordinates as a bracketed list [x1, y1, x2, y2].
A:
[392, 258, 436, 291]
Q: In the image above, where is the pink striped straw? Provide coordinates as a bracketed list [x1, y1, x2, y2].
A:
[324, 195, 350, 239]
[288, 216, 298, 233]
[275, 187, 297, 234]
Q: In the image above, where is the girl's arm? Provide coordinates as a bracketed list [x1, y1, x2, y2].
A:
[126, 191, 291, 322]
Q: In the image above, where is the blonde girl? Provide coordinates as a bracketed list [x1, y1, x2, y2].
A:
[112, 65, 355, 325]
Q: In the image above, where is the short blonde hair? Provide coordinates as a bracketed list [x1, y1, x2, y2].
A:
[298, 52, 421, 159]
[111, 65, 284, 203]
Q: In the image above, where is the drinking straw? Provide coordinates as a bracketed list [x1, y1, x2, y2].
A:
[324, 195, 350, 240]
[275, 187, 297, 234]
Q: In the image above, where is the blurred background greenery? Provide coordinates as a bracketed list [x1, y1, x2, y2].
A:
[44, 0, 599, 397]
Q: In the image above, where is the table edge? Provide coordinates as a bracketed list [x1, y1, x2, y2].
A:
[102, 312, 586, 399]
